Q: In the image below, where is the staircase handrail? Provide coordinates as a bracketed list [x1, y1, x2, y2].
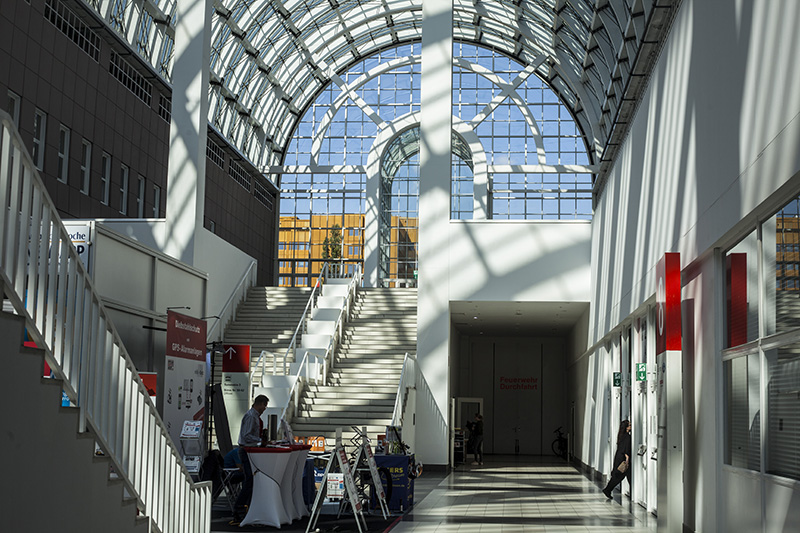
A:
[0, 110, 210, 532]
[207, 259, 257, 342]
[279, 262, 362, 422]
[319, 262, 362, 385]
[251, 263, 328, 387]
[391, 352, 417, 427]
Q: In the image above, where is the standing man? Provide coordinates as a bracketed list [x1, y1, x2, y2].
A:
[231, 394, 269, 525]
[471, 413, 484, 466]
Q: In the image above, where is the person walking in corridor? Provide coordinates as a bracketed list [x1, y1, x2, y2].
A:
[603, 419, 631, 499]
[471, 413, 484, 465]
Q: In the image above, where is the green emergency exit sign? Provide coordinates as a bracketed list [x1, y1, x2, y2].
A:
[636, 363, 647, 381]
[613, 372, 621, 387]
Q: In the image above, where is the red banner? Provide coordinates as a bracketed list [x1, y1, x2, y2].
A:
[166, 311, 207, 361]
[223, 344, 251, 373]
[726, 253, 748, 347]
[656, 253, 681, 355]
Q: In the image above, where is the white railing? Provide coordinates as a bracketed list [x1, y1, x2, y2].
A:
[391, 352, 417, 427]
[319, 262, 362, 385]
[251, 263, 329, 386]
[0, 111, 210, 533]
[206, 259, 257, 342]
[279, 263, 362, 422]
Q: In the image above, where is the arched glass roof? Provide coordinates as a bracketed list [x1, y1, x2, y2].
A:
[85, 0, 679, 193]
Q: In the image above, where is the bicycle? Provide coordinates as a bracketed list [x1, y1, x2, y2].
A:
[551, 426, 568, 460]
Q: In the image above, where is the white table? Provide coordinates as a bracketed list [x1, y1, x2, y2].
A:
[239, 446, 293, 528]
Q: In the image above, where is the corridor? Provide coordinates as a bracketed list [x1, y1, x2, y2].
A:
[391, 456, 656, 532]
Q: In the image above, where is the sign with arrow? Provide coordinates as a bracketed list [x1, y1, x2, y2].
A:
[222, 344, 252, 441]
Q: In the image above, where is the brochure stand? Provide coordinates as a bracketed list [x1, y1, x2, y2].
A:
[179, 420, 205, 475]
[305, 429, 366, 533]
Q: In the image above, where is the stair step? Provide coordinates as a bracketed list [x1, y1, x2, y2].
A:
[301, 397, 395, 407]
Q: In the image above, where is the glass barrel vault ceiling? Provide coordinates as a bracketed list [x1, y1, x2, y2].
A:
[84, 0, 679, 194]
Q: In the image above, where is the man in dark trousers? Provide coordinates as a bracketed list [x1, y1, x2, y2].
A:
[231, 394, 269, 524]
[471, 413, 484, 465]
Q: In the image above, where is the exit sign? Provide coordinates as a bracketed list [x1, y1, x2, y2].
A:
[613, 372, 621, 387]
[636, 363, 647, 381]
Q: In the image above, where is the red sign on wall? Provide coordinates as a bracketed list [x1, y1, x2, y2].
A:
[656, 253, 681, 355]
[222, 344, 251, 373]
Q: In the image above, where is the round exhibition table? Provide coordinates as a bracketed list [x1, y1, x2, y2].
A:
[239, 446, 293, 528]
[285, 444, 313, 520]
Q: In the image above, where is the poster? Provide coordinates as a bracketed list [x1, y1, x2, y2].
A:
[164, 311, 207, 446]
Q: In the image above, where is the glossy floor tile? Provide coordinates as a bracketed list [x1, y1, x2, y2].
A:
[390, 456, 656, 532]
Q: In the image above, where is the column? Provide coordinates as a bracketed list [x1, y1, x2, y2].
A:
[417, 0, 453, 465]
[164, 0, 212, 266]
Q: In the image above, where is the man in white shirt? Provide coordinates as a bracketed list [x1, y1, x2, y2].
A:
[231, 394, 269, 524]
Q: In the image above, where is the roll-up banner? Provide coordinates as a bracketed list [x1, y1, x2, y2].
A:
[222, 344, 252, 441]
[164, 311, 207, 446]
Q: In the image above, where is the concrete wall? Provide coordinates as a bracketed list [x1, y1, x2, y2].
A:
[574, 1, 800, 531]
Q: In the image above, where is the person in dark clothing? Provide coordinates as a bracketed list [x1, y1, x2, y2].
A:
[603, 419, 632, 498]
[231, 394, 269, 525]
[471, 413, 484, 465]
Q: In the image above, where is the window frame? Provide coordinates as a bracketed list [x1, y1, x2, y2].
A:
[152, 184, 161, 217]
[80, 139, 91, 194]
[119, 164, 129, 214]
[57, 124, 70, 183]
[100, 152, 111, 205]
[32, 109, 47, 170]
[136, 175, 145, 217]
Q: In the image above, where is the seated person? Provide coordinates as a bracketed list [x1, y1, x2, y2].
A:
[223, 447, 245, 484]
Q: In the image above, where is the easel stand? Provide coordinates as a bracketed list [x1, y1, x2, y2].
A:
[306, 429, 366, 533]
[351, 426, 390, 520]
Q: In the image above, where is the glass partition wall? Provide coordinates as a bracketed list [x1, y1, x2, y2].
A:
[723, 195, 800, 482]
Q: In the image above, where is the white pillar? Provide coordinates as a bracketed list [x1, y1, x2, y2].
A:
[164, 0, 212, 266]
[417, 0, 452, 466]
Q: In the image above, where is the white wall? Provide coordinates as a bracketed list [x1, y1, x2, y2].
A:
[448, 221, 591, 303]
[414, 219, 592, 465]
[94, 220, 257, 339]
[578, 1, 800, 531]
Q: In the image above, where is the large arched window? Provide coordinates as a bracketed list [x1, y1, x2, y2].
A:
[278, 43, 593, 287]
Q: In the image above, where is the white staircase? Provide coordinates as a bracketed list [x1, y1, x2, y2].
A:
[222, 286, 312, 377]
[1, 312, 148, 533]
[290, 288, 417, 441]
[0, 110, 209, 533]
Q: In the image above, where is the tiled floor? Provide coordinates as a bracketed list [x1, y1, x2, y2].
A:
[390, 456, 657, 532]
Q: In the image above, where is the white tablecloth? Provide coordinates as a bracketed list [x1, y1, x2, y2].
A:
[239, 446, 293, 528]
